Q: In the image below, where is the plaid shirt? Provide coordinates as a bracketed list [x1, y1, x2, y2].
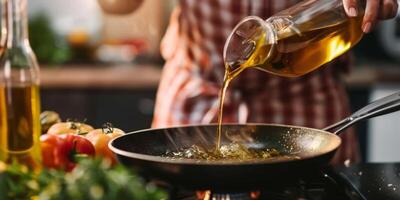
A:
[153, 0, 360, 163]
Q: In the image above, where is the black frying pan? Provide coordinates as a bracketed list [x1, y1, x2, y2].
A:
[110, 91, 400, 190]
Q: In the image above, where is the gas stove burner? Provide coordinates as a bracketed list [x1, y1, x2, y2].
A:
[170, 190, 259, 200]
[196, 191, 260, 200]
[164, 169, 363, 200]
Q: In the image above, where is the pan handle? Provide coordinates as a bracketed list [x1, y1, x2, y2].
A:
[323, 91, 400, 135]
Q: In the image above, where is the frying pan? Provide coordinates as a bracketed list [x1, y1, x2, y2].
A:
[110, 91, 400, 190]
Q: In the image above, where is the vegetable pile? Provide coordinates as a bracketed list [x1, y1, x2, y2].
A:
[0, 111, 167, 200]
[40, 112, 124, 171]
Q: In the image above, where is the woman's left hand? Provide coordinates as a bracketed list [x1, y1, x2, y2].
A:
[342, 0, 398, 33]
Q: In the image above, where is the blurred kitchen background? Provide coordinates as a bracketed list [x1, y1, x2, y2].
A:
[29, 0, 173, 132]
[29, 0, 400, 163]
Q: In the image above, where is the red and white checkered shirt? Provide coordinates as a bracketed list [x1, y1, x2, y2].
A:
[152, 0, 360, 164]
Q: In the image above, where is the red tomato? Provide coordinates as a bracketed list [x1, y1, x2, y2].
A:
[40, 134, 95, 171]
[40, 134, 64, 169]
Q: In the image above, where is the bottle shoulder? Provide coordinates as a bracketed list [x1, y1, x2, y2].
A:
[1, 44, 39, 70]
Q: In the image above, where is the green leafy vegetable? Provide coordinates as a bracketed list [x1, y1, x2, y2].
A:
[0, 159, 167, 200]
[0, 162, 39, 200]
[29, 14, 71, 65]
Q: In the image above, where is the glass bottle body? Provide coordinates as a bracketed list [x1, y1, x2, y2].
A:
[0, 0, 41, 171]
[224, 0, 364, 78]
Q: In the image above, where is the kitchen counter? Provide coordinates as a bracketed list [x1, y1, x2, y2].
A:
[40, 64, 162, 89]
[344, 63, 400, 88]
[335, 163, 400, 200]
[39, 62, 400, 90]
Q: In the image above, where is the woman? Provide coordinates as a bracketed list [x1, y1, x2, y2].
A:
[152, 0, 398, 164]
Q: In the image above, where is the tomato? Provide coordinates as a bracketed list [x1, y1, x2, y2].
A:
[0, 161, 6, 173]
[85, 127, 124, 164]
[47, 122, 94, 135]
[40, 134, 63, 169]
[40, 134, 95, 171]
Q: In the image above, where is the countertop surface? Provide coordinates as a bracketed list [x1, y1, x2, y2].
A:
[344, 63, 400, 88]
[39, 62, 400, 89]
[40, 64, 162, 89]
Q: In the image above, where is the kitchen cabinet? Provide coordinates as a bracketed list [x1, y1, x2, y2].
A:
[41, 88, 156, 132]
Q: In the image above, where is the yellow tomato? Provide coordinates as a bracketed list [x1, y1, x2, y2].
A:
[85, 127, 124, 164]
[47, 122, 94, 135]
[0, 161, 6, 173]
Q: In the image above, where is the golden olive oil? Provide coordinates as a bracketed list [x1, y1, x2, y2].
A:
[166, 143, 300, 161]
[216, 69, 231, 150]
[227, 16, 363, 77]
[0, 84, 41, 171]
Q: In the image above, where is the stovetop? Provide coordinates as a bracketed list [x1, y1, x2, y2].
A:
[335, 163, 400, 200]
[161, 163, 400, 200]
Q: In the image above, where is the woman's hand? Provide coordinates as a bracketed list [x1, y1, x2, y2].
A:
[343, 0, 398, 33]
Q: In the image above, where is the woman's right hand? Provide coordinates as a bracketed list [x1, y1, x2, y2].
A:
[343, 0, 398, 33]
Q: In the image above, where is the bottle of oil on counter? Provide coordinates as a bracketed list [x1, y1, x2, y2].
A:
[0, 0, 41, 172]
[223, 0, 364, 78]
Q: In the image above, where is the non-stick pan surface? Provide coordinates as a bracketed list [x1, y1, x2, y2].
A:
[110, 124, 340, 190]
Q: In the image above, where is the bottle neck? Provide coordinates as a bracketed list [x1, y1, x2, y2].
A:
[6, 0, 28, 48]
